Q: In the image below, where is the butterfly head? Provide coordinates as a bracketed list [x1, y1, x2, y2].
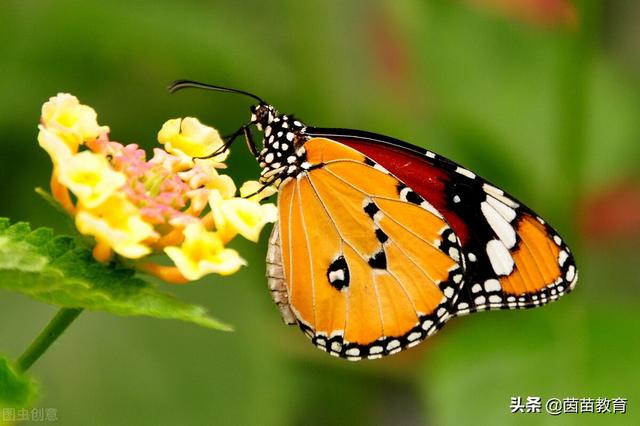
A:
[249, 104, 277, 131]
[249, 105, 311, 185]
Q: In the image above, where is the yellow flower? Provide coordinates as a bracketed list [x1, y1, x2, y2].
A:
[209, 190, 278, 243]
[76, 193, 156, 259]
[239, 180, 277, 202]
[149, 147, 195, 173]
[38, 127, 73, 166]
[184, 189, 210, 216]
[164, 223, 246, 280]
[57, 151, 126, 208]
[41, 93, 109, 151]
[208, 173, 236, 198]
[179, 159, 236, 198]
[157, 117, 228, 161]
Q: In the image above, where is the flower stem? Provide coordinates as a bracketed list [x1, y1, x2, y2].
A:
[16, 307, 83, 373]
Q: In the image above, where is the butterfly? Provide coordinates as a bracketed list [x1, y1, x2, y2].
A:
[170, 80, 578, 361]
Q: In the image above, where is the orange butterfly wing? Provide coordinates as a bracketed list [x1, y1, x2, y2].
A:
[274, 138, 463, 359]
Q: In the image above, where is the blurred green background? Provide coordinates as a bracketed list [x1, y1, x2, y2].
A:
[1, 0, 639, 424]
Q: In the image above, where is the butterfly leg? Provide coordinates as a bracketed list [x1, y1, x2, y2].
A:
[241, 178, 279, 200]
[243, 125, 258, 157]
[194, 125, 248, 159]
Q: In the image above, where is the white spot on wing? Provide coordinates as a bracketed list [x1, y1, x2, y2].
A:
[566, 265, 576, 282]
[488, 295, 502, 304]
[386, 340, 400, 350]
[558, 250, 568, 267]
[486, 239, 514, 276]
[448, 247, 460, 262]
[329, 270, 344, 282]
[369, 345, 383, 354]
[455, 167, 476, 179]
[483, 184, 503, 196]
[486, 195, 517, 222]
[482, 183, 519, 208]
[408, 332, 422, 342]
[481, 201, 517, 248]
[373, 211, 383, 223]
[484, 279, 501, 292]
[345, 347, 360, 356]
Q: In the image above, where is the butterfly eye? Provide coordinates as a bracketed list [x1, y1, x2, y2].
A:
[250, 104, 278, 132]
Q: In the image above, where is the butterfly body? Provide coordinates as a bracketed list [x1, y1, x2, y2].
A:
[245, 103, 578, 360]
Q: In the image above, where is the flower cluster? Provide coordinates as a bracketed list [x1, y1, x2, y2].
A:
[38, 93, 276, 283]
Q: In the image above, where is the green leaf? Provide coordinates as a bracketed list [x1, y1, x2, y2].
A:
[0, 355, 38, 409]
[0, 218, 231, 330]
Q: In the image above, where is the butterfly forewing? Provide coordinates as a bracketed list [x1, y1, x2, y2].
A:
[306, 128, 578, 316]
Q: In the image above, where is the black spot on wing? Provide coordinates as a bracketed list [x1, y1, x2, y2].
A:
[363, 200, 380, 219]
[375, 227, 388, 244]
[405, 190, 422, 205]
[368, 248, 387, 269]
[396, 182, 423, 205]
[327, 255, 350, 290]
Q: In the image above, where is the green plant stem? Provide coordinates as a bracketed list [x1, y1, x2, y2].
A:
[16, 307, 83, 373]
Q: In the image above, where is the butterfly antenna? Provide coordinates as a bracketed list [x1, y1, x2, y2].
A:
[168, 79, 265, 104]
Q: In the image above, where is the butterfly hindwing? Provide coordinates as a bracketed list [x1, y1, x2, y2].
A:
[274, 138, 464, 360]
